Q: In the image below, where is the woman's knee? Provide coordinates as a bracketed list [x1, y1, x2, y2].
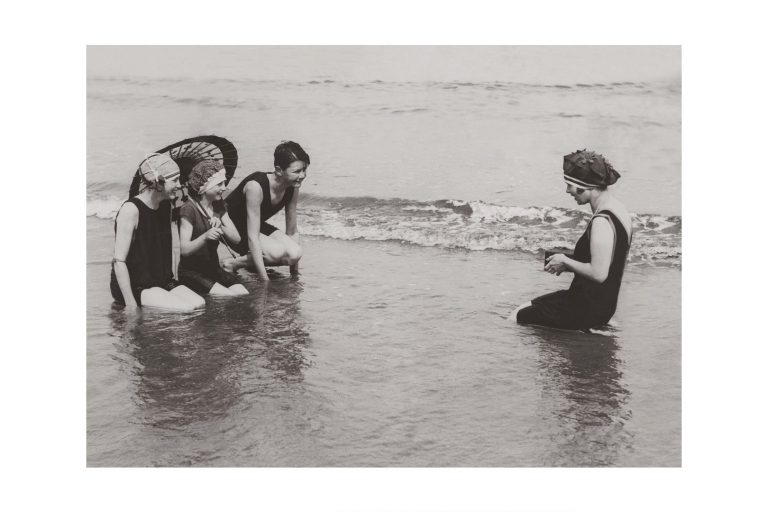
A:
[208, 282, 231, 296]
[513, 302, 534, 323]
[284, 243, 303, 265]
[171, 285, 206, 308]
[259, 241, 285, 264]
[141, 288, 198, 312]
[228, 284, 249, 295]
[265, 242, 302, 266]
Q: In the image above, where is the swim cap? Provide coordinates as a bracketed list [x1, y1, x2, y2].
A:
[139, 153, 181, 185]
[198, 170, 226, 195]
[187, 159, 225, 195]
[563, 149, 620, 188]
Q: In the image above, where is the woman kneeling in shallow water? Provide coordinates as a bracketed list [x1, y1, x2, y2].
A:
[110, 153, 206, 312]
[223, 140, 308, 280]
[515, 149, 633, 330]
[177, 159, 249, 296]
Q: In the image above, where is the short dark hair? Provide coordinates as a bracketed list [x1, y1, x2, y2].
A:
[274, 141, 310, 170]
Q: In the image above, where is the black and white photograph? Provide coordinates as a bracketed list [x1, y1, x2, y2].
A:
[8, 1, 768, 510]
[86, 45, 681, 467]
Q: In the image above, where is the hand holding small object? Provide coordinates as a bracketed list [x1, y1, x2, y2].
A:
[545, 253, 569, 275]
[205, 227, 223, 241]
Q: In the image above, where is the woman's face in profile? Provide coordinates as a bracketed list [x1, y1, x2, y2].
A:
[204, 180, 227, 201]
[566, 183, 589, 205]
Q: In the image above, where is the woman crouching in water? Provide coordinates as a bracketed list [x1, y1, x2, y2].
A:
[222, 141, 308, 280]
[110, 153, 206, 312]
[515, 149, 633, 330]
[177, 160, 249, 296]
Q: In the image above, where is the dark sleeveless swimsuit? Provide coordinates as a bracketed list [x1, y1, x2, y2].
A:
[110, 198, 179, 306]
[224, 172, 294, 254]
[176, 200, 241, 294]
[517, 210, 632, 330]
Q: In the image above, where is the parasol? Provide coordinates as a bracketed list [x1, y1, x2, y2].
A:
[128, 135, 238, 198]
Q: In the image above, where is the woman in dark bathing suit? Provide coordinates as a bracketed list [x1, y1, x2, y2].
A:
[110, 153, 206, 312]
[223, 141, 309, 280]
[515, 149, 633, 330]
[177, 159, 249, 296]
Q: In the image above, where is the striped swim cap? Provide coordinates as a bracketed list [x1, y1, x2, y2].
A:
[139, 153, 181, 184]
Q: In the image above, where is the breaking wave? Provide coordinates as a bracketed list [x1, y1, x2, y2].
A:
[87, 193, 681, 268]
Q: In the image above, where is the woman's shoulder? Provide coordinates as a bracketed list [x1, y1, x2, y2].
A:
[597, 202, 633, 237]
[119, 199, 140, 216]
[240, 171, 267, 184]
[178, 200, 198, 220]
[227, 172, 262, 195]
[243, 179, 265, 200]
[590, 214, 614, 233]
[116, 200, 140, 227]
[179, 200, 196, 214]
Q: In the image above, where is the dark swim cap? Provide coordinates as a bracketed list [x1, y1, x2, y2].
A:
[563, 149, 621, 188]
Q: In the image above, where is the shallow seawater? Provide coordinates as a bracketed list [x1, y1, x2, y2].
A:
[87, 219, 680, 467]
[87, 69, 680, 217]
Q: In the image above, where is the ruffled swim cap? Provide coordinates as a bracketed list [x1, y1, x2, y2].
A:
[200, 170, 226, 194]
[563, 149, 621, 188]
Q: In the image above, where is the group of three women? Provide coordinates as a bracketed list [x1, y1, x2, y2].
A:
[110, 143, 632, 331]
[110, 141, 310, 312]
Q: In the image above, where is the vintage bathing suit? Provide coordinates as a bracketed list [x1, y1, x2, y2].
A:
[176, 200, 241, 294]
[517, 210, 631, 330]
[224, 171, 294, 254]
[110, 198, 179, 306]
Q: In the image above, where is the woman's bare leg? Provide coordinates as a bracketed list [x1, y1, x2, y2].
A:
[221, 255, 250, 273]
[228, 284, 249, 295]
[260, 231, 302, 266]
[140, 287, 203, 312]
[208, 282, 233, 296]
[170, 285, 206, 308]
[223, 232, 303, 272]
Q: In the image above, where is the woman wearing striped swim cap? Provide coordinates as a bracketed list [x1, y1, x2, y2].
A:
[136, 153, 184, 197]
[513, 150, 634, 330]
[109, 153, 206, 312]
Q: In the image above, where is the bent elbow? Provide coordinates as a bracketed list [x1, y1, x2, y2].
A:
[593, 272, 609, 284]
